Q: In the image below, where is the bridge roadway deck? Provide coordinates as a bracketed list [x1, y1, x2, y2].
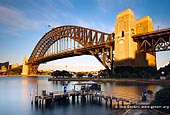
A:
[132, 28, 170, 39]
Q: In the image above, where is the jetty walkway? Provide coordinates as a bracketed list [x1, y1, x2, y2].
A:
[32, 89, 142, 108]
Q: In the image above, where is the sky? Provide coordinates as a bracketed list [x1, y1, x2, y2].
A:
[0, 0, 170, 71]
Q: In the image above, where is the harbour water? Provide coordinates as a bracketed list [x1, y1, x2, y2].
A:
[0, 76, 162, 115]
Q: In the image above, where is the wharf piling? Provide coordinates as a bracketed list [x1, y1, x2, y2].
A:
[32, 90, 141, 108]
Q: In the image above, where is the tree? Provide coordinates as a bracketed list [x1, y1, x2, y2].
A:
[98, 69, 109, 78]
[113, 73, 121, 79]
[60, 70, 72, 78]
[167, 72, 170, 79]
[76, 72, 84, 78]
[147, 89, 153, 95]
[51, 70, 72, 78]
[51, 70, 61, 77]
[150, 86, 170, 114]
[122, 71, 130, 78]
[7, 68, 22, 75]
[130, 73, 138, 78]
[88, 73, 93, 78]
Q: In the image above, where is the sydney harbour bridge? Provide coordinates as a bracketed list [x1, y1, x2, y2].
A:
[22, 9, 170, 75]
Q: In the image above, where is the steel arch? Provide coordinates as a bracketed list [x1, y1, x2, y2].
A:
[28, 25, 114, 74]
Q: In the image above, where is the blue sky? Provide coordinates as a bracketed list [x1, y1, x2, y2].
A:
[0, 0, 170, 71]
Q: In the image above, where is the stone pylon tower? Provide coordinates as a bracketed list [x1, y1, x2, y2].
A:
[21, 55, 29, 75]
[114, 9, 137, 67]
[135, 16, 156, 67]
[114, 9, 156, 67]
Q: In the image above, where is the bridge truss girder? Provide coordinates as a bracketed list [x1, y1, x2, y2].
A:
[28, 25, 114, 74]
[89, 46, 114, 72]
[133, 28, 170, 53]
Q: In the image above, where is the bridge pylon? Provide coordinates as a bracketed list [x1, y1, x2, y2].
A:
[114, 9, 156, 67]
[21, 55, 38, 75]
[21, 55, 29, 75]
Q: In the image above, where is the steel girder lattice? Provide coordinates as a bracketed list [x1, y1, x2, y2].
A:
[28, 25, 114, 73]
[133, 28, 170, 54]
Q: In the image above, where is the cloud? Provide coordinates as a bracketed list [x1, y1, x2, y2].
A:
[0, 5, 69, 38]
[58, 0, 74, 8]
[0, 2, 112, 37]
[96, 0, 117, 13]
[0, 5, 63, 36]
[0, 6, 41, 31]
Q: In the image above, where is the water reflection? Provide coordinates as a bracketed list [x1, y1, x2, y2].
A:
[102, 82, 162, 96]
[21, 77, 38, 104]
[0, 76, 162, 115]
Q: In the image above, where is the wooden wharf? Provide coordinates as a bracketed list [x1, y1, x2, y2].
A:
[32, 90, 142, 108]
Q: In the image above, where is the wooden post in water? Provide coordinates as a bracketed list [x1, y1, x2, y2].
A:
[72, 94, 75, 104]
[81, 90, 86, 103]
[105, 98, 108, 107]
[89, 94, 92, 103]
[30, 88, 33, 105]
[98, 96, 101, 104]
[77, 95, 79, 103]
[122, 101, 124, 106]
[92, 95, 94, 103]
[116, 100, 119, 109]
[37, 84, 38, 96]
[34, 96, 38, 106]
[39, 98, 41, 106]
[110, 99, 112, 108]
